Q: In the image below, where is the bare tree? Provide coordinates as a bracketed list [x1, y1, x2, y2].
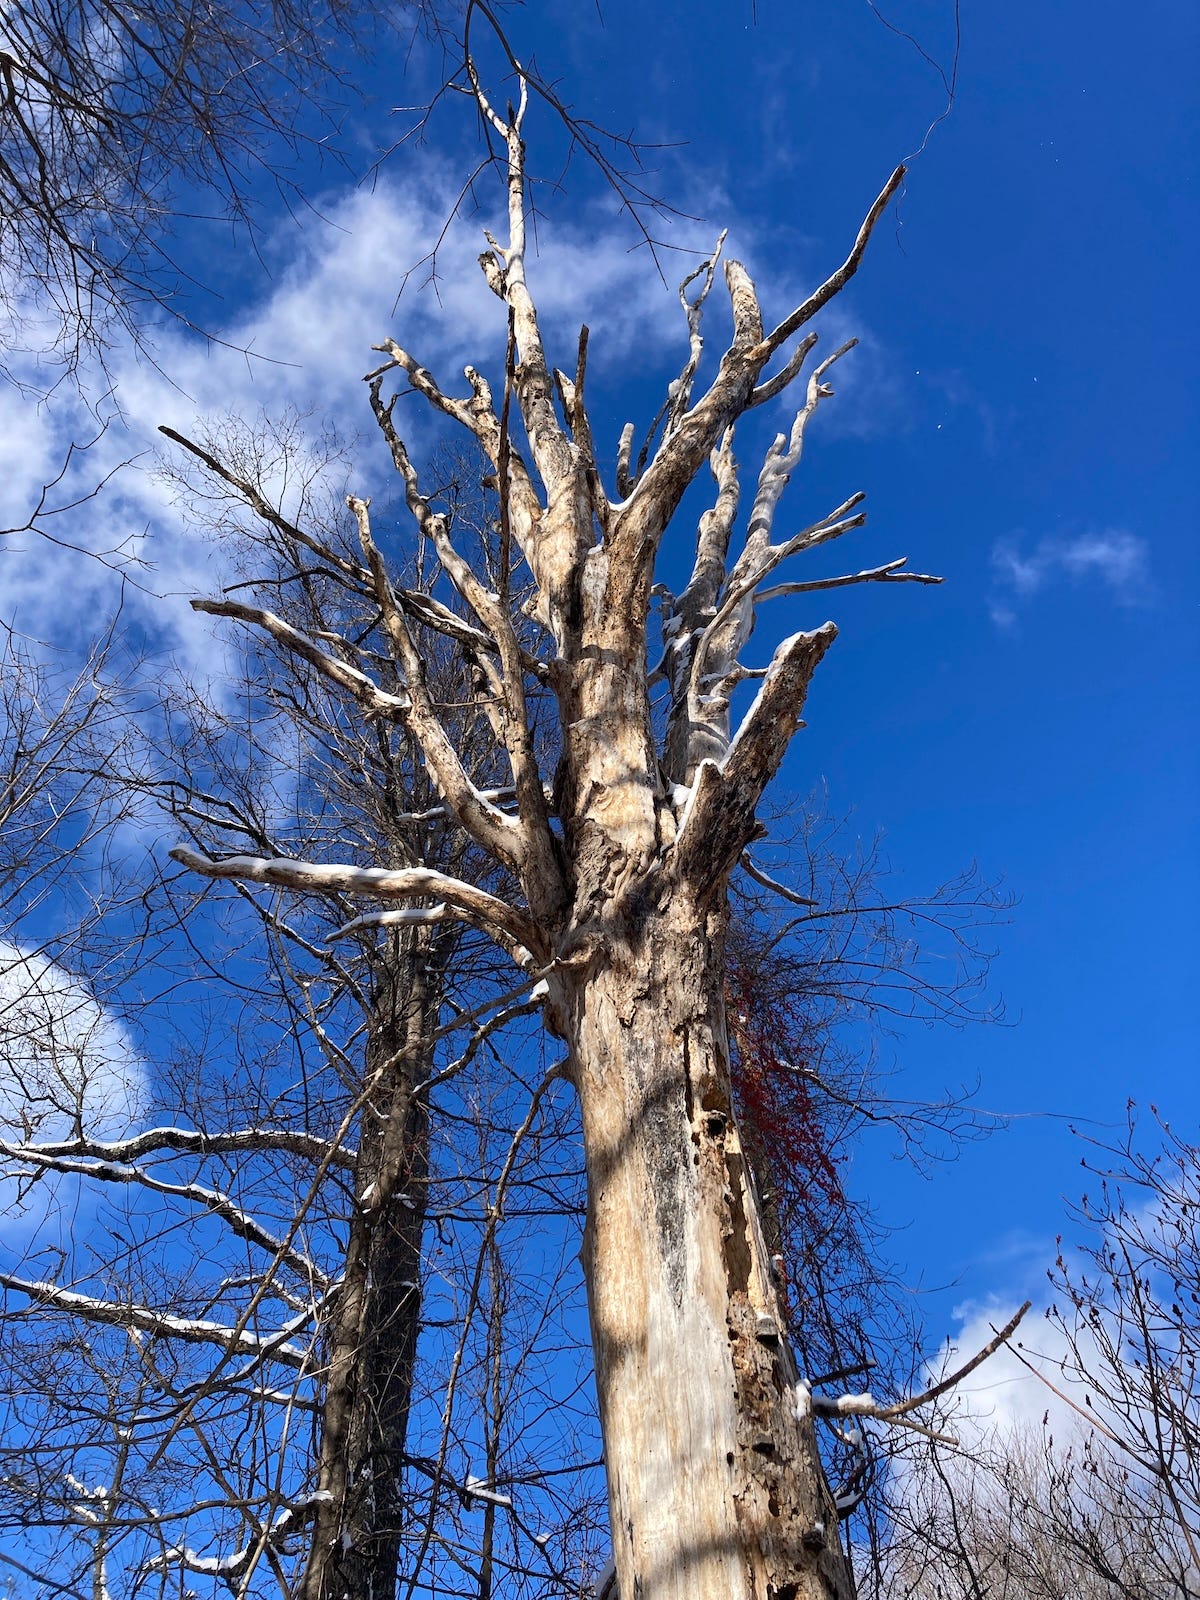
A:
[0, 431, 1010, 1598]
[0, 430, 613, 1598]
[872, 1417, 1196, 1600]
[861, 1111, 1199, 1600]
[157, 34, 982, 1590]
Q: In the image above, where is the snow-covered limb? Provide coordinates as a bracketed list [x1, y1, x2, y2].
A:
[139, 1493, 330, 1584]
[393, 582, 503, 657]
[0, 1150, 330, 1289]
[328, 903, 535, 968]
[0, 1273, 318, 1370]
[813, 1391, 878, 1417]
[739, 853, 819, 908]
[462, 1476, 514, 1509]
[674, 624, 838, 896]
[809, 1301, 1032, 1446]
[0, 1124, 355, 1169]
[350, 478, 562, 900]
[189, 597, 411, 717]
[331, 903, 452, 933]
[170, 847, 549, 963]
[346, 492, 536, 875]
[386, 787, 516, 825]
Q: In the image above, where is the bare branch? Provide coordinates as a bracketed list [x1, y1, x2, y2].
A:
[0, 1274, 317, 1370]
[169, 846, 549, 963]
[758, 166, 907, 359]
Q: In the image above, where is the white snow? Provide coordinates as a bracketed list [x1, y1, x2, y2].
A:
[793, 1381, 812, 1421]
[813, 1390, 877, 1417]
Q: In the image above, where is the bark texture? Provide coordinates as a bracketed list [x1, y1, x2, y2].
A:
[563, 898, 853, 1600]
[301, 937, 436, 1600]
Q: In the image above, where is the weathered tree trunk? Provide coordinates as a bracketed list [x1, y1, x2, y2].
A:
[301, 936, 435, 1600]
[558, 894, 854, 1600]
[173, 58, 919, 1597]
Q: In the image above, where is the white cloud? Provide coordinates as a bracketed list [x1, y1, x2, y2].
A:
[0, 943, 145, 1141]
[1, 156, 910, 760]
[0, 943, 148, 1245]
[989, 529, 1151, 623]
[0, 167, 702, 667]
[932, 1296, 1079, 1442]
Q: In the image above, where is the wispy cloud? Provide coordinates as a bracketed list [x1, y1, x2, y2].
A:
[2, 157, 905, 684]
[0, 166, 700, 669]
[989, 529, 1151, 626]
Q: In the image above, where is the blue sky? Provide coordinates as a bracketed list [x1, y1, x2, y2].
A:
[3, 0, 1197, 1460]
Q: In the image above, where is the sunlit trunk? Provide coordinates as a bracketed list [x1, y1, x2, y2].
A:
[562, 894, 855, 1600]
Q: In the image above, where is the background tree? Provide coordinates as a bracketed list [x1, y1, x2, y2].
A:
[0, 426, 612, 1599]
[0, 0, 666, 385]
[861, 1112, 1199, 1600]
[0, 0, 360, 366]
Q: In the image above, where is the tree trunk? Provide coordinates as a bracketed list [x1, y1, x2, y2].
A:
[559, 892, 855, 1600]
[301, 936, 436, 1600]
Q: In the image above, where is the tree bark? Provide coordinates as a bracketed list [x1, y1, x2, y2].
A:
[558, 893, 855, 1600]
[301, 935, 436, 1600]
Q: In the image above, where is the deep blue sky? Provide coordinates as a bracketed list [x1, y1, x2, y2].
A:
[5, 0, 1197, 1355]
[473, 0, 1199, 1327]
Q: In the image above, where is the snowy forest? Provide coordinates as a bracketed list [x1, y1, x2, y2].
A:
[1, 1, 1196, 1596]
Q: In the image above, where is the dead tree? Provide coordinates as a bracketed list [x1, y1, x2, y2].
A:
[169, 54, 950, 1600]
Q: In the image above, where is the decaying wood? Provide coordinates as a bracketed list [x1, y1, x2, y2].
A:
[169, 50, 943, 1600]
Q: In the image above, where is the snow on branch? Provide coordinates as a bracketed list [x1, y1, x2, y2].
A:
[0, 1125, 355, 1170]
[189, 597, 411, 717]
[0, 1146, 330, 1289]
[0, 1273, 318, 1370]
[170, 847, 549, 964]
[139, 1493, 329, 1584]
[810, 1300, 1032, 1447]
[674, 625, 838, 896]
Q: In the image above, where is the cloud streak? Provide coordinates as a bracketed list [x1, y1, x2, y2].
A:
[989, 529, 1151, 626]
